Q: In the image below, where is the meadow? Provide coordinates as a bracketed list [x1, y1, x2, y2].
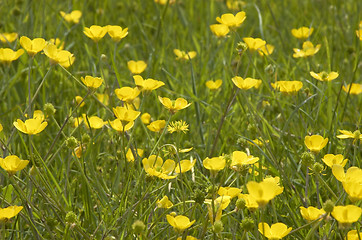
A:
[0, 0, 361, 239]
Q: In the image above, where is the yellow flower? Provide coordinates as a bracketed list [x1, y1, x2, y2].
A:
[0, 155, 29, 175]
[174, 159, 195, 174]
[140, 113, 151, 125]
[20, 36, 46, 57]
[304, 135, 328, 154]
[176, 236, 198, 240]
[173, 49, 197, 60]
[291, 27, 314, 39]
[230, 151, 259, 170]
[43, 44, 75, 68]
[0, 48, 24, 65]
[13, 117, 47, 135]
[258, 44, 275, 56]
[216, 11, 246, 28]
[300, 206, 326, 221]
[82, 115, 106, 129]
[83, 25, 107, 42]
[243, 37, 266, 51]
[75, 96, 85, 107]
[166, 214, 195, 232]
[167, 120, 189, 134]
[271, 81, 303, 94]
[0, 32, 18, 43]
[218, 187, 242, 199]
[332, 205, 362, 227]
[247, 180, 282, 207]
[226, 0, 245, 11]
[154, 0, 176, 5]
[337, 130, 362, 144]
[60, 10, 82, 24]
[342, 83, 362, 95]
[232, 76, 261, 90]
[81, 76, 103, 89]
[0, 206, 23, 222]
[204, 196, 231, 223]
[133, 75, 165, 92]
[238, 194, 259, 211]
[73, 145, 84, 158]
[158, 96, 191, 114]
[127, 60, 147, 74]
[356, 29, 362, 41]
[263, 177, 284, 195]
[203, 156, 226, 172]
[250, 138, 269, 147]
[342, 181, 362, 202]
[205, 79, 222, 90]
[293, 41, 321, 58]
[210, 24, 230, 37]
[112, 106, 140, 122]
[147, 120, 166, 132]
[0, 122, 3, 132]
[107, 25, 128, 42]
[49, 38, 65, 50]
[110, 119, 134, 132]
[322, 154, 348, 168]
[346, 230, 362, 240]
[258, 222, 292, 240]
[156, 196, 173, 209]
[96, 93, 109, 105]
[332, 166, 362, 183]
[126, 148, 143, 162]
[115, 87, 140, 103]
[310, 71, 339, 82]
[142, 155, 176, 179]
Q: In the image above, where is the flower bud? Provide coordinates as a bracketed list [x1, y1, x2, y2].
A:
[82, 133, 91, 144]
[65, 137, 78, 149]
[240, 217, 254, 231]
[132, 220, 145, 235]
[312, 162, 324, 174]
[301, 151, 315, 166]
[323, 199, 335, 213]
[44, 103, 56, 116]
[213, 220, 224, 233]
[65, 211, 78, 225]
[236, 198, 246, 210]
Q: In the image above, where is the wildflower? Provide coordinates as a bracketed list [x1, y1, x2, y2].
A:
[230, 151, 259, 170]
[107, 25, 128, 42]
[113, 106, 141, 122]
[271, 81, 303, 94]
[203, 156, 226, 172]
[0, 32, 18, 43]
[75, 96, 85, 107]
[147, 120, 166, 132]
[81, 76, 103, 89]
[331, 205, 362, 227]
[0, 122, 2, 132]
[115, 87, 140, 103]
[83, 25, 107, 42]
[110, 119, 134, 132]
[60, 10, 82, 24]
[158, 96, 191, 114]
[346, 230, 362, 240]
[356, 29, 362, 41]
[43, 44, 75, 68]
[216, 11, 246, 28]
[166, 214, 195, 232]
[258, 222, 292, 240]
[206, 79, 222, 90]
[258, 44, 275, 56]
[141, 113, 151, 125]
[342, 181, 362, 202]
[127, 60, 147, 74]
[342, 83, 362, 95]
[96, 93, 109, 105]
[142, 155, 176, 179]
[132, 220, 146, 235]
[49, 38, 65, 50]
[205, 196, 231, 223]
[176, 237, 198, 240]
[133, 75, 164, 92]
[243, 37, 266, 51]
[13, 117, 47, 135]
[250, 138, 269, 147]
[73, 145, 84, 158]
[156, 196, 173, 208]
[291, 27, 314, 39]
[0, 155, 29, 175]
[337, 130, 361, 144]
[232, 76, 261, 90]
[310, 71, 339, 82]
[0, 48, 24, 65]
[0, 206, 23, 222]
[167, 120, 189, 133]
[174, 159, 195, 173]
[332, 165, 362, 183]
[154, 0, 176, 5]
[218, 187, 242, 199]
[19, 36, 46, 57]
[126, 148, 144, 162]
[210, 24, 230, 37]
[322, 154, 348, 168]
[239, 194, 259, 211]
[300, 206, 326, 221]
[304, 135, 328, 154]
[173, 49, 197, 60]
[246, 180, 282, 207]
[82, 115, 106, 129]
[293, 41, 321, 58]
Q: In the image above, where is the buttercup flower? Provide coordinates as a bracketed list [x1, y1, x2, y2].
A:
[226, 0, 245, 11]
[110, 119, 134, 132]
[210, 24, 230, 37]
[0, 123, 3, 132]
[166, 214, 195, 232]
[342, 83, 362, 95]
[20, 36, 46, 57]
[232, 76, 261, 90]
[203, 156, 226, 172]
[107, 25, 128, 42]
[156, 196, 173, 208]
[176, 236, 198, 240]
[83, 25, 107, 42]
[346, 230, 362, 240]
[322, 154, 348, 168]
[154, 0, 176, 5]
[0, 48, 24, 65]
[310, 71, 339, 82]
[133, 75, 164, 92]
[141, 113, 151, 125]
[142, 155, 176, 179]
[81, 76, 103, 89]
[238, 194, 259, 211]
[332, 205, 362, 227]
[115, 87, 140, 103]
[206, 79, 222, 90]
[173, 49, 197, 60]
[113, 106, 141, 122]
[96, 93, 109, 105]
[291, 27, 314, 39]
[147, 120, 166, 132]
[247, 180, 282, 207]
[13, 117, 47, 135]
[0, 206, 23, 222]
[300, 206, 326, 221]
[332, 166, 362, 201]
[258, 222, 292, 240]
[216, 11, 246, 28]
[0, 155, 29, 175]
[258, 44, 275, 56]
[43, 44, 75, 68]
[342, 181, 362, 202]
[60, 10, 82, 24]
[167, 120, 189, 134]
[218, 187, 242, 199]
[49, 38, 65, 50]
[356, 29, 362, 41]
[271, 81, 303, 94]
[128, 60, 147, 74]
[81, 115, 106, 129]
[337, 130, 361, 143]
[174, 159, 195, 173]
[205, 196, 231, 223]
[126, 148, 143, 162]
[0, 32, 18, 43]
[243, 37, 266, 51]
[293, 41, 321, 58]
[304, 135, 328, 154]
[230, 151, 259, 170]
[158, 96, 191, 114]
[75, 96, 85, 107]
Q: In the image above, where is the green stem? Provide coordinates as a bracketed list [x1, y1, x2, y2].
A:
[149, 114, 172, 156]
